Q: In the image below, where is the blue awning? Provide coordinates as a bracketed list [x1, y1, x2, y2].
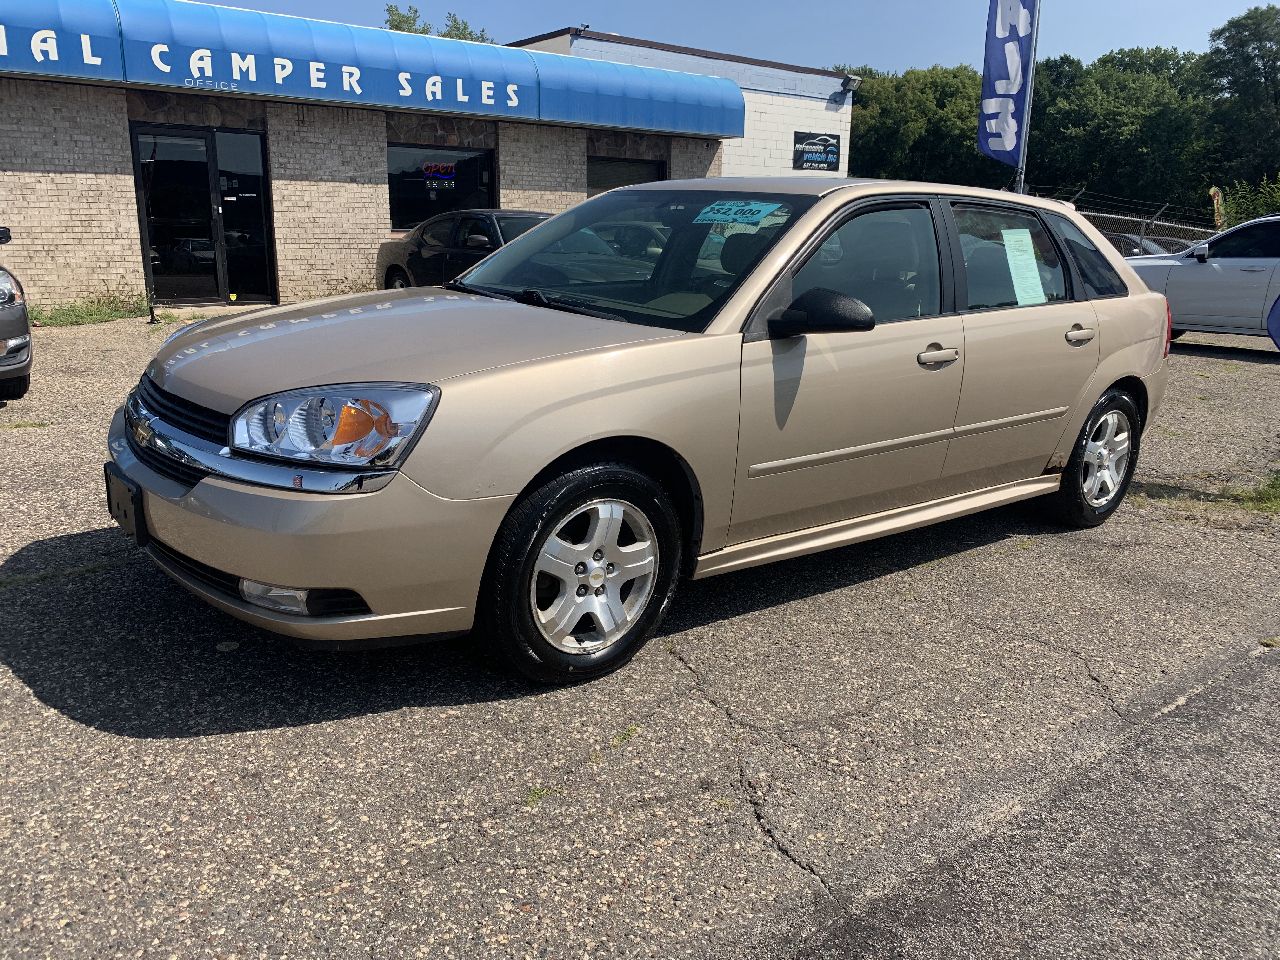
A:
[0, 0, 745, 138]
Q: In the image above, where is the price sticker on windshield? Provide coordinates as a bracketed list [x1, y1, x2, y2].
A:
[693, 200, 783, 225]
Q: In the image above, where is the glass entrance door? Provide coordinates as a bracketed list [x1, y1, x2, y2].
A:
[133, 127, 276, 304]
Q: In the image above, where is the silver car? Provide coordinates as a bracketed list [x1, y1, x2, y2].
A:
[1128, 216, 1280, 344]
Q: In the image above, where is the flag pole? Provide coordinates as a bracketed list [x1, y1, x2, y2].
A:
[1014, 0, 1043, 194]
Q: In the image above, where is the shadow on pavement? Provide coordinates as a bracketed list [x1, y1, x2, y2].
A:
[1172, 339, 1280, 364]
[0, 504, 1058, 739]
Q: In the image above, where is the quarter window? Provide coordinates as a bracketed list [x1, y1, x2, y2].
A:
[954, 205, 1068, 310]
[1209, 222, 1280, 259]
[1048, 213, 1129, 299]
[791, 205, 943, 323]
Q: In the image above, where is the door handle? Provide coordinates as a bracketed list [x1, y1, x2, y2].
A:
[917, 345, 960, 366]
[1240, 266, 1269, 273]
[1065, 326, 1096, 344]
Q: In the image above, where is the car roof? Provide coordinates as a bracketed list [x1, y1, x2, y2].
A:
[625, 177, 1083, 212]
[426, 209, 549, 220]
[1220, 214, 1280, 232]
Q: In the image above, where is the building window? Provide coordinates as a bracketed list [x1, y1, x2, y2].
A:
[587, 157, 666, 197]
[387, 145, 495, 230]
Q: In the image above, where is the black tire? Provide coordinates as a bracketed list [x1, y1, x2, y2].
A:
[1170, 329, 1186, 340]
[0, 375, 29, 401]
[1045, 389, 1142, 528]
[385, 267, 411, 290]
[478, 463, 683, 684]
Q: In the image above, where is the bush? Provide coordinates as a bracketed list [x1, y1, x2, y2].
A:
[28, 292, 150, 327]
[1221, 174, 1280, 228]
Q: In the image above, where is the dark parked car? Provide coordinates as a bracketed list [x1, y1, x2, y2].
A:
[380, 209, 550, 289]
[1102, 232, 1177, 258]
[0, 226, 32, 401]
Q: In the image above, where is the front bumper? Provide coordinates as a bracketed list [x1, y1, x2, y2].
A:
[108, 408, 514, 647]
[0, 302, 31, 381]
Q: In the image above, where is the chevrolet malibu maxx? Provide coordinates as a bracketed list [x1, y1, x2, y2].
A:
[107, 179, 1170, 682]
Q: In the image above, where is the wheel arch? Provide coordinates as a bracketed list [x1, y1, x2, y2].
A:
[513, 436, 706, 571]
[384, 264, 411, 289]
[1108, 375, 1148, 432]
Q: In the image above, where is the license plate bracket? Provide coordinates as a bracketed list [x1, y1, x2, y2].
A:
[104, 462, 149, 547]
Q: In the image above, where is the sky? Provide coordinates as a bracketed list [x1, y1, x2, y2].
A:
[211, 0, 1263, 73]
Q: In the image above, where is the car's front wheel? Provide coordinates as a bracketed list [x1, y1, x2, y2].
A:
[1046, 389, 1142, 528]
[385, 267, 411, 290]
[479, 463, 683, 683]
[0, 375, 29, 401]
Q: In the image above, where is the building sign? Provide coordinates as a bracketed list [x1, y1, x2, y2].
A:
[422, 161, 457, 191]
[979, 0, 1039, 168]
[0, 0, 124, 82]
[793, 132, 841, 171]
[0, 0, 746, 138]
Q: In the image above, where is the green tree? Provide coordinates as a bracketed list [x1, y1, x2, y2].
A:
[1028, 48, 1213, 208]
[846, 65, 1006, 189]
[384, 4, 493, 42]
[1203, 4, 1280, 184]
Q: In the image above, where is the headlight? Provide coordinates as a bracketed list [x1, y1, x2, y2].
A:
[0, 269, 24, 308]
[231, 383, 439, 468]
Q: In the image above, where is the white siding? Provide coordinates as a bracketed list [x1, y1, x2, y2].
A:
[721, 89, 850, 178]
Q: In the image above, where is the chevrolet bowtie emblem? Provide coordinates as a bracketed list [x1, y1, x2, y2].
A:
[131, 415, 156, 448]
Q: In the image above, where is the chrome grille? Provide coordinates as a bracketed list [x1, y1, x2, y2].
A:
[136, 376, 231, 446]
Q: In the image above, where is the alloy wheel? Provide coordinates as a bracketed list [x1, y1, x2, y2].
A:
[529, 499, 659, 654]
[1082, 410, 1132, 508]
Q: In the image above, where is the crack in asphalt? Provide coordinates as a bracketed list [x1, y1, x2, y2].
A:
[737, 760, 837, 904]
[666, 640, 844, 908]
[1025, 633, 1134, 724]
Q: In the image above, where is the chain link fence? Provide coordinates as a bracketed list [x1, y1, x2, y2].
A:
[1028, 186, 1217, 257]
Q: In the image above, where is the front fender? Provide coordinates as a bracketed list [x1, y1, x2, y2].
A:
[400, 333, 744, 553]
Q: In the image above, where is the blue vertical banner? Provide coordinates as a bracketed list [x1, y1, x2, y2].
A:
[979, 0, 1040, 169]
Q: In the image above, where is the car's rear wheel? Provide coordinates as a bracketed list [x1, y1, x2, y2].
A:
[479, 463, 682, 684]
[385, 267, 411, 290]
[0, 375, 29, 401]
[1045, 389, 1141, 528]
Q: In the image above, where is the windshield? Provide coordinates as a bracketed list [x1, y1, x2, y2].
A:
[463, 190, 818, 332]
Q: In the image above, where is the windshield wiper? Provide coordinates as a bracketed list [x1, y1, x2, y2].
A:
[512, 288, 624, 323]
[442, 279, 512, 300]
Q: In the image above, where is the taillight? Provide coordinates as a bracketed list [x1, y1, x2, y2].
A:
[1163, 298, 1172, 358]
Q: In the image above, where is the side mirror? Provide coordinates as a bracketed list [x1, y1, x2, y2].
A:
[465, 234, 493, 251]
[769, 287, 876, 338]
[0, 226, 10, 245]
[1192, 242, 1210, 263]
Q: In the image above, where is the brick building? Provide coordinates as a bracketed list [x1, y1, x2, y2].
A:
[511, 29, 855, 180]
[0, 1, 852, 309]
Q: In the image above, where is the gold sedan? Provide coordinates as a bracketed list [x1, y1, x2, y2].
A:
[106, 179, 1169, 682]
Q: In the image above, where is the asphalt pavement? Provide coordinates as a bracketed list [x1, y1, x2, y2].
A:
[0, 320, 1277, 958]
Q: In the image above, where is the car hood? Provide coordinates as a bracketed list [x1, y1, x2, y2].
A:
[147, 289, 682, 413]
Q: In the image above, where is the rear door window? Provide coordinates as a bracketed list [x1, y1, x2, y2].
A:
[953, 205, 1068, 310]
[1048, 214, 1129, 299]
